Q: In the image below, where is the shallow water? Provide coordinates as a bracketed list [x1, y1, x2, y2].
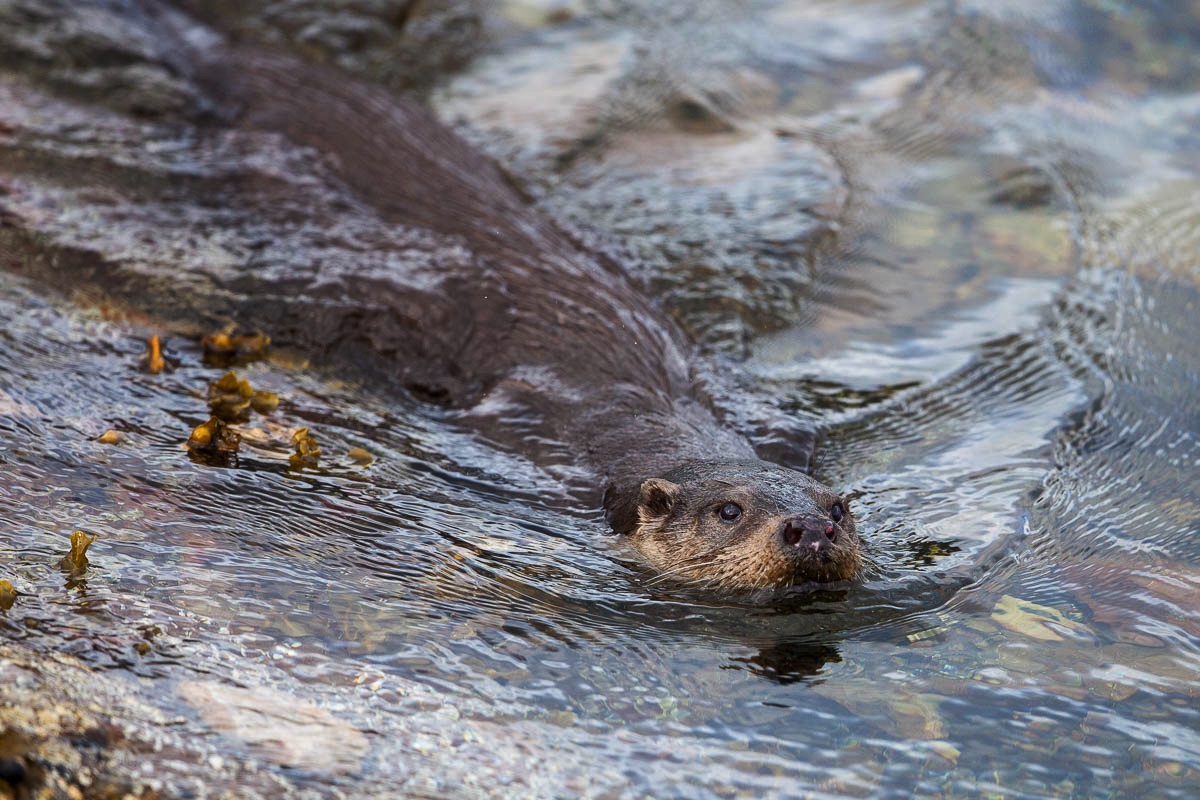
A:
[2, 0, 1200, 797]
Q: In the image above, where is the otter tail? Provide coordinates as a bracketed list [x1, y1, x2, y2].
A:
[145, 2, 548, 253]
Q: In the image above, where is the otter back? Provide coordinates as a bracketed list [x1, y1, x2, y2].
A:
[138, 19, 699, 425]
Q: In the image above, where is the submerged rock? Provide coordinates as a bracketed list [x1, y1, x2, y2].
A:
[177, 680, 369, 774]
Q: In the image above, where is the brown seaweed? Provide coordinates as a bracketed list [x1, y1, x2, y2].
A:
[58, 531, 97, 575]
[0, 579, 16, 610]
[250, 390, 279, 414]
[288, 428, 321, 470]
[207, 371, 255, 422]
[187, 416, 242, 461]
[140, 334, 167, 374]
[201, 331, 271, 367]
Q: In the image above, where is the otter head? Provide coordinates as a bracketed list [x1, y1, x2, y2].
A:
[618, 460, 860, 593]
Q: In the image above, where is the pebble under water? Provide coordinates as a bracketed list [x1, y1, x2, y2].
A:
[2, 1, 1200, 798]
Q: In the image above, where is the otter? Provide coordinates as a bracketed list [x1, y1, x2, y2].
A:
[44, 4, 864, 593]
[607, 461, 859, 591]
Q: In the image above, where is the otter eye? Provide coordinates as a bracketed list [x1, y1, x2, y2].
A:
[717, 502, 743, 523]
[831, 502, 845, 523]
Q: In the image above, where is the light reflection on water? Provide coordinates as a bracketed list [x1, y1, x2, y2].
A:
[3, 262, 1197, 795]
[2, 0, 1200, 797]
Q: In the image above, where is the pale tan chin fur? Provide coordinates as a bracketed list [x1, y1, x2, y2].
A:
[632, 512, 861, 592]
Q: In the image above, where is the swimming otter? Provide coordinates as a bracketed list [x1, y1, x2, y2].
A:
[609, 461, 859, 591]
[43, 4, 864, 593]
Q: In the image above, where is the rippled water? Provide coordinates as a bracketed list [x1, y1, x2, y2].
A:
[2, 0, 1200, 797]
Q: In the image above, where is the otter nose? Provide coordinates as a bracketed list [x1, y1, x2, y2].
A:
[781, 517, 837, 552]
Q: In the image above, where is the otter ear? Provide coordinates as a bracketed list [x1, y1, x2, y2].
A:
[637, 478, 681, 526]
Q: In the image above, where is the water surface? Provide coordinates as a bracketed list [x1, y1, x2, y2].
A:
[2, 0, 1199, 797]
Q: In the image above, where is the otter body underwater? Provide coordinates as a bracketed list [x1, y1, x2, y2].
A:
[94, 5, 864, 593]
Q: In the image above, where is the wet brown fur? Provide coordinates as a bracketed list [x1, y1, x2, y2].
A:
[623, 461, 860, 592]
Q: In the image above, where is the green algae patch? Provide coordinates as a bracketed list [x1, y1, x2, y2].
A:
[289, 428, 321, 470]
[58, 530, 97, 575]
